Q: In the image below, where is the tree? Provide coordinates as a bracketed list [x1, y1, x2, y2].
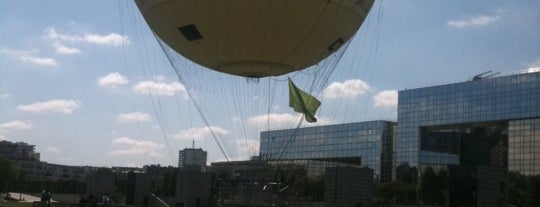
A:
[95, 167, 114, 175]
[0, 157, 19, 195]
[375, 181, 401, 204]
[418, 166, 447, 205]
[375, 181, 417, 205]
[114, 171, 128, 194]
[293, 175, 325, 201]
[508, 172, 540, 207]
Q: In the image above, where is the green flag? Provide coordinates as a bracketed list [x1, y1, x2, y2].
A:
[288, 78, 321, 123]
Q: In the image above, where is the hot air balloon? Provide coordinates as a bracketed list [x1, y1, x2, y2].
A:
[131, 0, 376, 161]
[135, 0, 374, 77]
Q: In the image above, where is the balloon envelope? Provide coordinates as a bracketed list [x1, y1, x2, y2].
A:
[136, 0, 374, 77]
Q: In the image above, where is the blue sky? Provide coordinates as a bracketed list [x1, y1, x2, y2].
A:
[1, 0, 539, 167]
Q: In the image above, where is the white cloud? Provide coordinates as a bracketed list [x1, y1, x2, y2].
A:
[109, 137, 164, 157]
[448, 15, 500, 28]
[133, 80, 187, 97]
[45, 28, 74, 41]
[0, 120, 33, 130]
[84, 33, 129, 46]
[153, 75, 167, 81]
[529, 58, 540, 67]
[323, 79, 370, 99]
[98, 72, 129, 87]
[0, 48, 58, 67]
[42, 146, 75, 164]
[248, 113, 299, 128]
[124, 163, 137, 168]
[17, 99, 81, 114]
[309, 117, 334, 125]
[0, 48, 35, 56]
[20, 55, 58, 66]
[45, 28, 129, 46]
[53, 43, 81, 55]
[58, 158, 75, 162]
[373, 90, 398, 108]
[528, 67, 540, 73]
[0, 133, 6, 141]
[117, 112, 152, 123]
[173, 126, 229, 141]
[43, 146, 76, 164]
[46, 146, 61, 154]
[234, 139, 260, 156]
[247, 113, 333, 129]
[526, 58, 540, 73]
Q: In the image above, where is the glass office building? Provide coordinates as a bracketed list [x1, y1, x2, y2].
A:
[396, 71, 540, 175]
[260, 120, 396, 182]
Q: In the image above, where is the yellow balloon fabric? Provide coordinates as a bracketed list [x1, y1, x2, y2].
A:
[136, 0, 374, 77]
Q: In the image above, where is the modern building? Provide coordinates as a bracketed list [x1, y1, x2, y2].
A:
[175, 168, 212, 207]
[210, 159, 270, 180]
[260, 120, 396, 182]
[396, 71, 540, 175]
[396, 71, 540, 206]
[0, 140, 90, 181]
[0, 141, 40, 161]
[86, 173, 115, 195]
[210, 158, 310, 206]
[178, 148, 207, 171]
[126, 172, 152, 206]
[143, 164, 177, 177]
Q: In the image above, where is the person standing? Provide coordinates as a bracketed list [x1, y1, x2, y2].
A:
[101, 193, 111, 207]
[79, 195, 87, 207]
[46, 191, 51, 207]
[40, 190, 48, 207]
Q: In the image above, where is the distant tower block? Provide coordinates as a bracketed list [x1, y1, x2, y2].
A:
[178, 147, 208, 172]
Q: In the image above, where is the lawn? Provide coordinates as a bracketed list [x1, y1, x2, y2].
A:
[0, 201, 72, 207]
[0, 201, 34, 207]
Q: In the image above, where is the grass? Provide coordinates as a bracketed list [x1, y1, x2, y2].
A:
[0, 201, 70, 207]
[0, 201, 34, 207]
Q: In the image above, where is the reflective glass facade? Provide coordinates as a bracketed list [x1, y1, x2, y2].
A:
[397, 71, 540, 175]
[260, 121, 395, 182]
[508, 118, 540, 175]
